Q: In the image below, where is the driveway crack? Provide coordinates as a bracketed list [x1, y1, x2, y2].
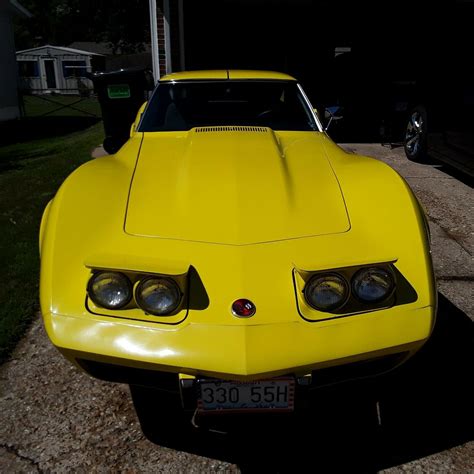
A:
[428, 215, 473, 257]
[436, 275, 474, 282]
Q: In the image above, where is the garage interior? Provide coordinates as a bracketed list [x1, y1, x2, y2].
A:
[166, 0, 473, 141]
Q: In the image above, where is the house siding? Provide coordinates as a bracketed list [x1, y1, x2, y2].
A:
[0, 8, 21, 120]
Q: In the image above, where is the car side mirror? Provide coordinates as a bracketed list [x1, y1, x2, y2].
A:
[324, 106, 344, 131]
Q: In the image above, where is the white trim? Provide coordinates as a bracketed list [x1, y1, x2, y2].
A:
[16, 45, 103, 56]
[149, 0, 160, 82]
[85, 56, 92, 74]
[38, 58, 46, 89]
[297, 83, 323, 132]
[40, 57, 60, 90]
[163, 0, 172, 74]
[178, 0, 185, 71]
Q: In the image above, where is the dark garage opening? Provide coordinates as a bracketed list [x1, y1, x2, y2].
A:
[180, 0, 474, 144]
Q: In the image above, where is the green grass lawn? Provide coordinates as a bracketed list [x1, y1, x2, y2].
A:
[0, 122, 103, 362]
[22, 94, 102, 118]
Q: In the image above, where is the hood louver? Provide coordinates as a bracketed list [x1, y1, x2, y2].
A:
[195, 126, 268, 133]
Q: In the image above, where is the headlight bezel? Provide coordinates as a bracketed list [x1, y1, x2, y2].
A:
[301, 263, 399, 315]
[87, 262, 400, 322]
[86, 268, 186, 322]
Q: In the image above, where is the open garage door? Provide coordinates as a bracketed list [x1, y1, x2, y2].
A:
[182, 0, 332, 104]
[180, 0, 432, 103]
[175, 0, 474, 159]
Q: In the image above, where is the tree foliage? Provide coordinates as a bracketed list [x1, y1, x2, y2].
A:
[14, 0, 151, 53]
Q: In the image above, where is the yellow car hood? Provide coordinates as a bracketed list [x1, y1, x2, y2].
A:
[125, 128, 350, 244]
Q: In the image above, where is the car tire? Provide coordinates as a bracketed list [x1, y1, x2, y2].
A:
[129, 384, 196, 447]
[404, 105, 428, 162]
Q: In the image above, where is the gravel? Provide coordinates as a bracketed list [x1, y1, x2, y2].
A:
[0, 317, 238, 472]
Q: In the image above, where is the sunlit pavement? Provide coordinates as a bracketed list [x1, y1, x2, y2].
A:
[341, 143, 473, 472]
[0, 144, 472, 472]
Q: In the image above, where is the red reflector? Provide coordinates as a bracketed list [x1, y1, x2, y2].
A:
[231, 299, 256, 317]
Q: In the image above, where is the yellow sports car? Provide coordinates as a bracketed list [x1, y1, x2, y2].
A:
[40, 70, 436, 429]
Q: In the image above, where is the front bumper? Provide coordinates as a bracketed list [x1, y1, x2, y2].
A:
[44, 303, 435, 382]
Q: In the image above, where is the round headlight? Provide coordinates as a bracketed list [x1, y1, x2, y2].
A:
[88, 271, 132, 309]
[135, 277, 182, 316]
[304, 274, 349, 311]
[352, 267, 395, 303]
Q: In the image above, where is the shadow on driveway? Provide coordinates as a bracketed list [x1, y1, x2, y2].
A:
[135, 292, 473, 472]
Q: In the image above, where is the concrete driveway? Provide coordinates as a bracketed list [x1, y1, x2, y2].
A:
[0, 144, 472, 472]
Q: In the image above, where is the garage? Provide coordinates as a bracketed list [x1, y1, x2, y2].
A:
[158, 0, 473, 147]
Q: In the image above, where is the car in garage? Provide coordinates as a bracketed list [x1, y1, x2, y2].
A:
[401, 64, 474, 177]
[382, 6, 474, 177]
[39, 70, 436, 436]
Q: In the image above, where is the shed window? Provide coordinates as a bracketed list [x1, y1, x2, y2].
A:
[18, 60, 39, 77]
[62, 61, 88, 78]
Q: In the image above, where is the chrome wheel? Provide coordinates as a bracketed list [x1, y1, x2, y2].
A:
[404, 105, 428, 162]
[405, 111, 424, 155]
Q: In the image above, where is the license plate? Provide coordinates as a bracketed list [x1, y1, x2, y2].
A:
[197, 378, 295, 414]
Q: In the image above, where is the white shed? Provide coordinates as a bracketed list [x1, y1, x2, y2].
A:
[16, 45, 104, 94]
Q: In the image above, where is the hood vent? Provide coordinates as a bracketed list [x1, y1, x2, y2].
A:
[195, 126, 268, 133]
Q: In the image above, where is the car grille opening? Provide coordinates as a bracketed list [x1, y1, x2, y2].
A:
[310, 352, 409, 387]
[76, 359, 180, 391]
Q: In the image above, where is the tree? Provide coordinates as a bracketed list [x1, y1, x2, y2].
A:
[14, 0, 151, 53]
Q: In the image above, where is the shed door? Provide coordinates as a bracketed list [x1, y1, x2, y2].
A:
[42, 59, 57, 89]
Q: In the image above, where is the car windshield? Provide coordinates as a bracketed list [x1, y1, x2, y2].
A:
[139, 80, 318, 132]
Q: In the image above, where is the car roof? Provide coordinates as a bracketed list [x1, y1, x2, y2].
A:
[159, 70, 297, 82]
